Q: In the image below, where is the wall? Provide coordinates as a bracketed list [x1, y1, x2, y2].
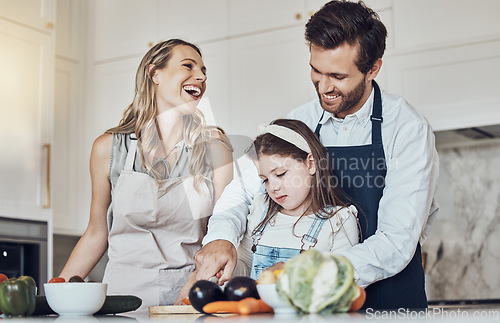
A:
[423, 138, 500, 300]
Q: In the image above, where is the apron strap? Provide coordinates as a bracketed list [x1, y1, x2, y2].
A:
[314, 81, 383, 146]
[370, 80, 383, 145]
[314, 110, 326, 137]
[124, 133, 138, 171]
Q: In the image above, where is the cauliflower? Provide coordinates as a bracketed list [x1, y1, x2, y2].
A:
[276, 249, 360, 314]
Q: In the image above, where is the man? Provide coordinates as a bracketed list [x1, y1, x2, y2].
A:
[196, 0, 439, 310]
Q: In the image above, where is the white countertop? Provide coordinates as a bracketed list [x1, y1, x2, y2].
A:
[3, 306, 500, 323]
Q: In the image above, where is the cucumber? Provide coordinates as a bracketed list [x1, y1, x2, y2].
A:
[32, 295, 142, 316]
[95, 295, 142, 315]
[33, 296, 55, 315]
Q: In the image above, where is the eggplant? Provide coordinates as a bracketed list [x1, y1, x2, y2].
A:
[188, 280, 224, 313]
[223, 276, 260, 301]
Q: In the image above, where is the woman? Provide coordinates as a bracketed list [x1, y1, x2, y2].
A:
[59, 39, 233, 310]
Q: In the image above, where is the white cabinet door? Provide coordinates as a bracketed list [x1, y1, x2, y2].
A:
[229, 0, 307, 36]
[55, 0, 83, 60]
[89, 58, 140, 141]
[392, 0, 500, 50]
[53, 59, 88, 235]
[92, 0, 157, 62]
[382, 0, 500, 131]
[0, 0, 55, 32]
[159, 0, 229, 43]
[228, 27, 316, 139]
[0, 19, 54, 222]
[198, 40, 231, 130]
[384, 39, 500, 131]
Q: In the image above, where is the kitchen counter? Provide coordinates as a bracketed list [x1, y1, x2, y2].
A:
[3, 305, 500, 323]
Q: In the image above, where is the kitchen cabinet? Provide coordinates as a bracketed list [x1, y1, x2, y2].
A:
[0, 17, 54, 222]
[0, 0, 55, 33]
[227, 26, 316, 138]
[382, 0, 500, 131]
[92, 0, 158, 62]
[384, 39, 500, 131]
[53, 58, 89, 235]
[229, 0, 307, 36]
[196, 40, 231, 129]
[55, 0, 83, 61]
[51, 0, 89, 236]
[89, 57, 140, 141]
[91, 0, 315, 62]
[160, 0, 229, 44]
[392, 0, 500, 51]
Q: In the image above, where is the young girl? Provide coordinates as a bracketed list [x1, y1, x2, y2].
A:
[239, 119, 359, 279]
[59, 39, 233, 310]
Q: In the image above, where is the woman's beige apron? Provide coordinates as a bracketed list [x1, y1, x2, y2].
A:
[102, 135, 212, 311]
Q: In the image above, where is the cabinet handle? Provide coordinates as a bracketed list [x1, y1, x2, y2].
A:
[295, 13, 302, 20]
[43, 144, 51, 209]
[46, 22, 54, 30]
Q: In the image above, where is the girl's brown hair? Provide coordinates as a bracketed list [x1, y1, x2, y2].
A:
[249, 118, 352, 235]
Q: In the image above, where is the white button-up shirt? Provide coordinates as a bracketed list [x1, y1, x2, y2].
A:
[203, 87, 439, 288]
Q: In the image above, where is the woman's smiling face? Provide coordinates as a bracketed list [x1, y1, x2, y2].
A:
[151, 45, 207, 114]
[257, 154, 316, 216]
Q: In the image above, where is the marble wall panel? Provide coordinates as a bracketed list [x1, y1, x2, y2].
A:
[423, 142, 500, 300]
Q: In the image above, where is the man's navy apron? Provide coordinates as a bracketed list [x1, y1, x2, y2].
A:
[314, 81, 427, 310]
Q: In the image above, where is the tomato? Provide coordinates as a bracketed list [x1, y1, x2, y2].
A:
[0, 273, 7, 314]
[68, 275, 84, 282]
[48, 277, 66, 283]
[349, 286, 366, 312]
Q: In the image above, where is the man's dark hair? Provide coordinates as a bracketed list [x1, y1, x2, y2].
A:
[305, 0, 387, 74]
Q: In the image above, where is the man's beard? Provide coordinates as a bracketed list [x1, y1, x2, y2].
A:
[316, 76, 367, 116]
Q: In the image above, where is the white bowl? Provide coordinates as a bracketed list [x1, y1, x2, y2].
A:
[44, 283, 107, 316]
[256, 283, 295, 315]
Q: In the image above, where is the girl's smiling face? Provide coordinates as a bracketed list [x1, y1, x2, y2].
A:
[257, 154, 316, 216]
[151, 45, 207, 114]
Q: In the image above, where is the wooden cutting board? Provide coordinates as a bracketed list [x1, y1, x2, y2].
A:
[149, 305, 200, 315]
[149, 305, 236, 316]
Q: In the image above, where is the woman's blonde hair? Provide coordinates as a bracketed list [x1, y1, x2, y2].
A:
[107, 39, 218, 188]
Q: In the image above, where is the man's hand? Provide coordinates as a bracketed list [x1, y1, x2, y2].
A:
[195, 240, 237, 285]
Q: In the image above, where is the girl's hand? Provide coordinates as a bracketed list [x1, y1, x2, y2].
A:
[266, 262, 284, 272]
[174, 272, 197, 305]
